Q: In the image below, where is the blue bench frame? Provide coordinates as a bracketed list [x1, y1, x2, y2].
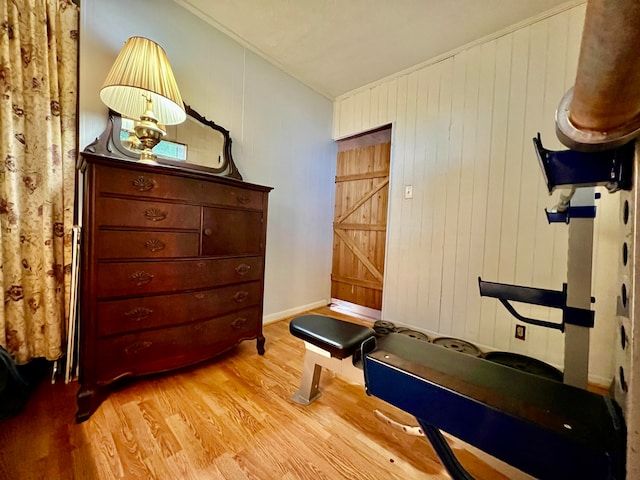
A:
[364, 333, 626, 480]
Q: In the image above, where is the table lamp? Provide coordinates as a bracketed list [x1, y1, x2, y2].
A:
[100, 36, 186, 163]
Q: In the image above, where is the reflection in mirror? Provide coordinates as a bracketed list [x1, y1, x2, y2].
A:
[84, 104, 242, 180]
[165, 115, 224, 168]
[120, 117, 188, 161]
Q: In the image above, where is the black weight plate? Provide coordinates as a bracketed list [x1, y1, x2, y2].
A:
[373, 326, 394, 337]
[484, 351, 563, 382]
[373, 320, 396, 331]
[396, 328, 430, 342]
[432, 337, 482, 357]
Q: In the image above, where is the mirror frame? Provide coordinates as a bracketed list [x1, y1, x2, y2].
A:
[84, 104, 242, 180]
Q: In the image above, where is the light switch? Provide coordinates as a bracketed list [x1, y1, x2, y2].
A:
[404, 185, 413, 199]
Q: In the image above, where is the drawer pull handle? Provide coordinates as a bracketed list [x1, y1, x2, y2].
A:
[237, 194, 249, 204]
[124, 307, 153, 322]
[144, 208, 167, 222]
[132, 176, 156, 192]
[124, 341, 152, 355]
[233, 291, 249, 302]
[194, 292, 206, 300]
[235, 264, 251, 275]
[145, 239, 166, 252]
[232, 317, 247, 329]
[130, 271, 154, 286]
[203, 228, 213, 236]
[197, 262, 206, 268]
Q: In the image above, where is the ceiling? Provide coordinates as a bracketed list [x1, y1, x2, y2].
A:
[174, 0, 575, 99]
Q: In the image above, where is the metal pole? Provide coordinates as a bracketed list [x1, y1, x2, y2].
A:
[563, 187, 594, 389]
[556, 0, 640, 151]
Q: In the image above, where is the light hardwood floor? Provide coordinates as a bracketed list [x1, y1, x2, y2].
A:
[0, 307, 508, 479]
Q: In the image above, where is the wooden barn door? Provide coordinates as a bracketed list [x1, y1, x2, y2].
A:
[331, 126, 391, 317]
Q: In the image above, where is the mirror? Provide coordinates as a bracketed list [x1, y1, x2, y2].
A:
[84, 104, 242, 180]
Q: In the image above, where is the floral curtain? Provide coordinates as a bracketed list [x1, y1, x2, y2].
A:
[0, 0, 78, 364]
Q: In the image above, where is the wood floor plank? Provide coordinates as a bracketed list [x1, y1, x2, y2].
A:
[164, 408, 226, 471]
[81, 409, 126, 478]
[100, 399, 155, 480]
[136, 398, 183, 458]
[209, 452, 251, 480]
[162, 450, 203, 480]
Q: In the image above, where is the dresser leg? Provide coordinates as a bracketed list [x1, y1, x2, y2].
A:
[76, 384, 104, 423]
[257, 336, 266, 355]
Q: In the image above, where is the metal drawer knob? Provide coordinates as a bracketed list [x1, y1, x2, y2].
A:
[232, 317, 247, 329]
[235, 264, 251, 275]
[131, 176, 156, 192]
[130, 271, 154, 286]
[203, 228, 213, 236]
[237, 194, 249, 204]
[145, 239, 165, 252]
[144, 208, 167, 222]
[233, 291, 249, 302]
[124, 307, 153, 322]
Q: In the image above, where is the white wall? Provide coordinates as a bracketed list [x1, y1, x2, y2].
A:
[79, 0, 337, 322]
[333, 3, 619, 384]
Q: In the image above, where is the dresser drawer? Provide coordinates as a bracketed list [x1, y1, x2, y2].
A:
[97, 281, 262, 336]
[97, 231, 200, 259]
[95, 307, 262, 382]
[96, 164, 265, 210]
[96, 197, 200, 229]
[97, 165, 203, 202]
[200, 183, 264, 210]
[97, 256, 263, 298]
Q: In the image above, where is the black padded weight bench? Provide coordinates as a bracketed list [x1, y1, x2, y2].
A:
[364, 333, 626, 480]
[289, 314, 374, 405]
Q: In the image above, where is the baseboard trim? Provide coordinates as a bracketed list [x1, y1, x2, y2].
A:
[263, 299, 330, 325]
[330, 298, 381, 321]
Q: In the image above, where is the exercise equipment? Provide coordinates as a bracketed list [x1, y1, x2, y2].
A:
[483, 351, 564, 383]
[289, 314, 374, 405]
[480, 135, 635, 388]
[432, 337, 482, 357]
[395, 327, 430, 342]
[289, 315, 625, 479]
[364, 332, 625, 480]
[289, 137, 634, 477]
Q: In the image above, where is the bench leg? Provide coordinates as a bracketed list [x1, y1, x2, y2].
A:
[291, 350, 324, 405]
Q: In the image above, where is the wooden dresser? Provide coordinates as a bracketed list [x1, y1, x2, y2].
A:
[76, 153, 272, 422]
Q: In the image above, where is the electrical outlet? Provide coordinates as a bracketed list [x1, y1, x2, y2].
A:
[515, 324, 526, 340]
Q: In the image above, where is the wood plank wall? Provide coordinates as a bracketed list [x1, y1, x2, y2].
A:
[333, 3, 620, 384]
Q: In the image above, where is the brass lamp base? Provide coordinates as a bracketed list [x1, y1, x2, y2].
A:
[133, 97, 166, 164]
[138, 148, 160, 164]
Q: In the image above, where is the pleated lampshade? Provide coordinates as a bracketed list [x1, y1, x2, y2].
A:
[100, 36, 186, 125]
